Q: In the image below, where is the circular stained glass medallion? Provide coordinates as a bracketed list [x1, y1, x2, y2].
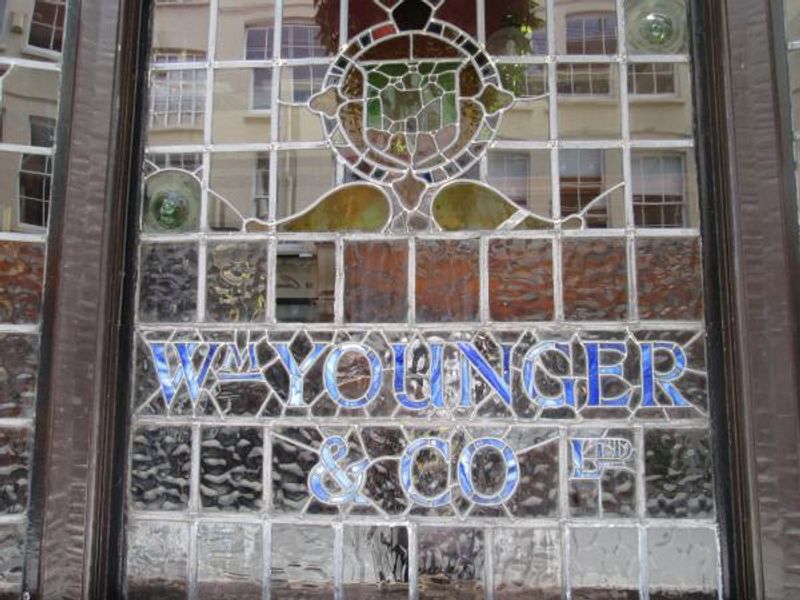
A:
[309, 0, 514, 196]
[143, 169, 201, 232]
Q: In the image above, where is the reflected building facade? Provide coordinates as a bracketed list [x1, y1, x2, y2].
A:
[0, 0, 63, 231]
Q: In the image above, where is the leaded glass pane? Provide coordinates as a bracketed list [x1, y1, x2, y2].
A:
[127, 0, 718, 597]
[0, 0, 69, 592]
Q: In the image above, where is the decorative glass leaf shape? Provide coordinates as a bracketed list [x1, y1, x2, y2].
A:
[278, 184, 391, 232]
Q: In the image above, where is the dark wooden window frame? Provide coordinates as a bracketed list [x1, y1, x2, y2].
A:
[17, 0, 800, 598]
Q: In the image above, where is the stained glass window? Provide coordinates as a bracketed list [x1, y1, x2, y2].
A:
[128, 0, 720, 597]
[0, 0, 67, 594]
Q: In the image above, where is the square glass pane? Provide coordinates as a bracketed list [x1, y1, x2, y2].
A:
[275, 150, 336, 219]
[629, 63, 692, 139]
[213, 68, 272, 143]
[557, 63, 621, 138]
[276, 241, 335, 323]
[216, 0, 275, 61]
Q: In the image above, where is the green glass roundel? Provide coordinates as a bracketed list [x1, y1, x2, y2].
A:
[641, 12, 674, 46]
[626, 0, 687, 54]
[144, 170, 201, 232]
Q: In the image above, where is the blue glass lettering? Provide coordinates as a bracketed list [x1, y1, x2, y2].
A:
[521, 341, 576, 408]
[392, 343, 444, 410]
[457, 437, 519, 506]
[640, 341, 690, 407]
[274, 342, 327, 407]
[570, 437, 634, 480]
[309, 436, 370, 506]
[585, 342, 632, 407]
[150, 342, 220, 407]
[400, 437, 451, 507]
[324, 343, 383, 409]
[455, 342, 512, 406]
[217, 342, 263, 382]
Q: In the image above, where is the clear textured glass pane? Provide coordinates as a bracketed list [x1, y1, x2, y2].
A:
[494, 528, 561, 599]
[570, 527, 639, 598]
[645, 429, 715, 518]
[631, 149, 699, 228]
[0, 334, 38, 418]
[271, 523, 335, 599]
[418, 527, 485, 600]
[200, 426, 263, 511]
[0, 428, 29, 514]
[342, 525, 409, 599]
[129, 425, 192, 511]
[648, 527, 718, 599]
[0, 525, 24, 598]
[206, 241, 268, 322]
[126, 521, 189, 600]
[197, 522, 263, 600]
[138, 242, 198, 323]
[786, 0, 800, 41]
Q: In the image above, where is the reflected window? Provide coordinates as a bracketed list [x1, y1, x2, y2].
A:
[632, 153, 686, 227]
[488, 151, 529, 206]
[246, 23, 326, 60]
[628, 63, 676, 95]
[287, 65, 327, 103]
[254, 152, 269, 219]
[149, 52, 206, 128]
[29, 116, 55, 147]
[19, 154, 52, 228]
[566, 12, 617, 54]
[28, 0, 65, 53]
[245, 25, 274, 59]
[281, 22, 326, 58]
[18, 117, 55, 227]
[150, 152, 202, 172]
[556, 63, 612, 96]
[560, 149, 607, 226]
[252, 68, 272, 109]
[561, 12, 616, 97]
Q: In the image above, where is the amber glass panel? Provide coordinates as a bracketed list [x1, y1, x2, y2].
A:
[637, 237, 702, 320]
[562, 238, 627, 320]
[0, 242, 45, 324]
[345, 241, 408, 322]
[488, 239, 554, 321]
[415, 239, 479, 322]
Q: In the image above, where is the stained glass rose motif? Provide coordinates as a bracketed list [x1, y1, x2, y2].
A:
[308, 0, 514, 213]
